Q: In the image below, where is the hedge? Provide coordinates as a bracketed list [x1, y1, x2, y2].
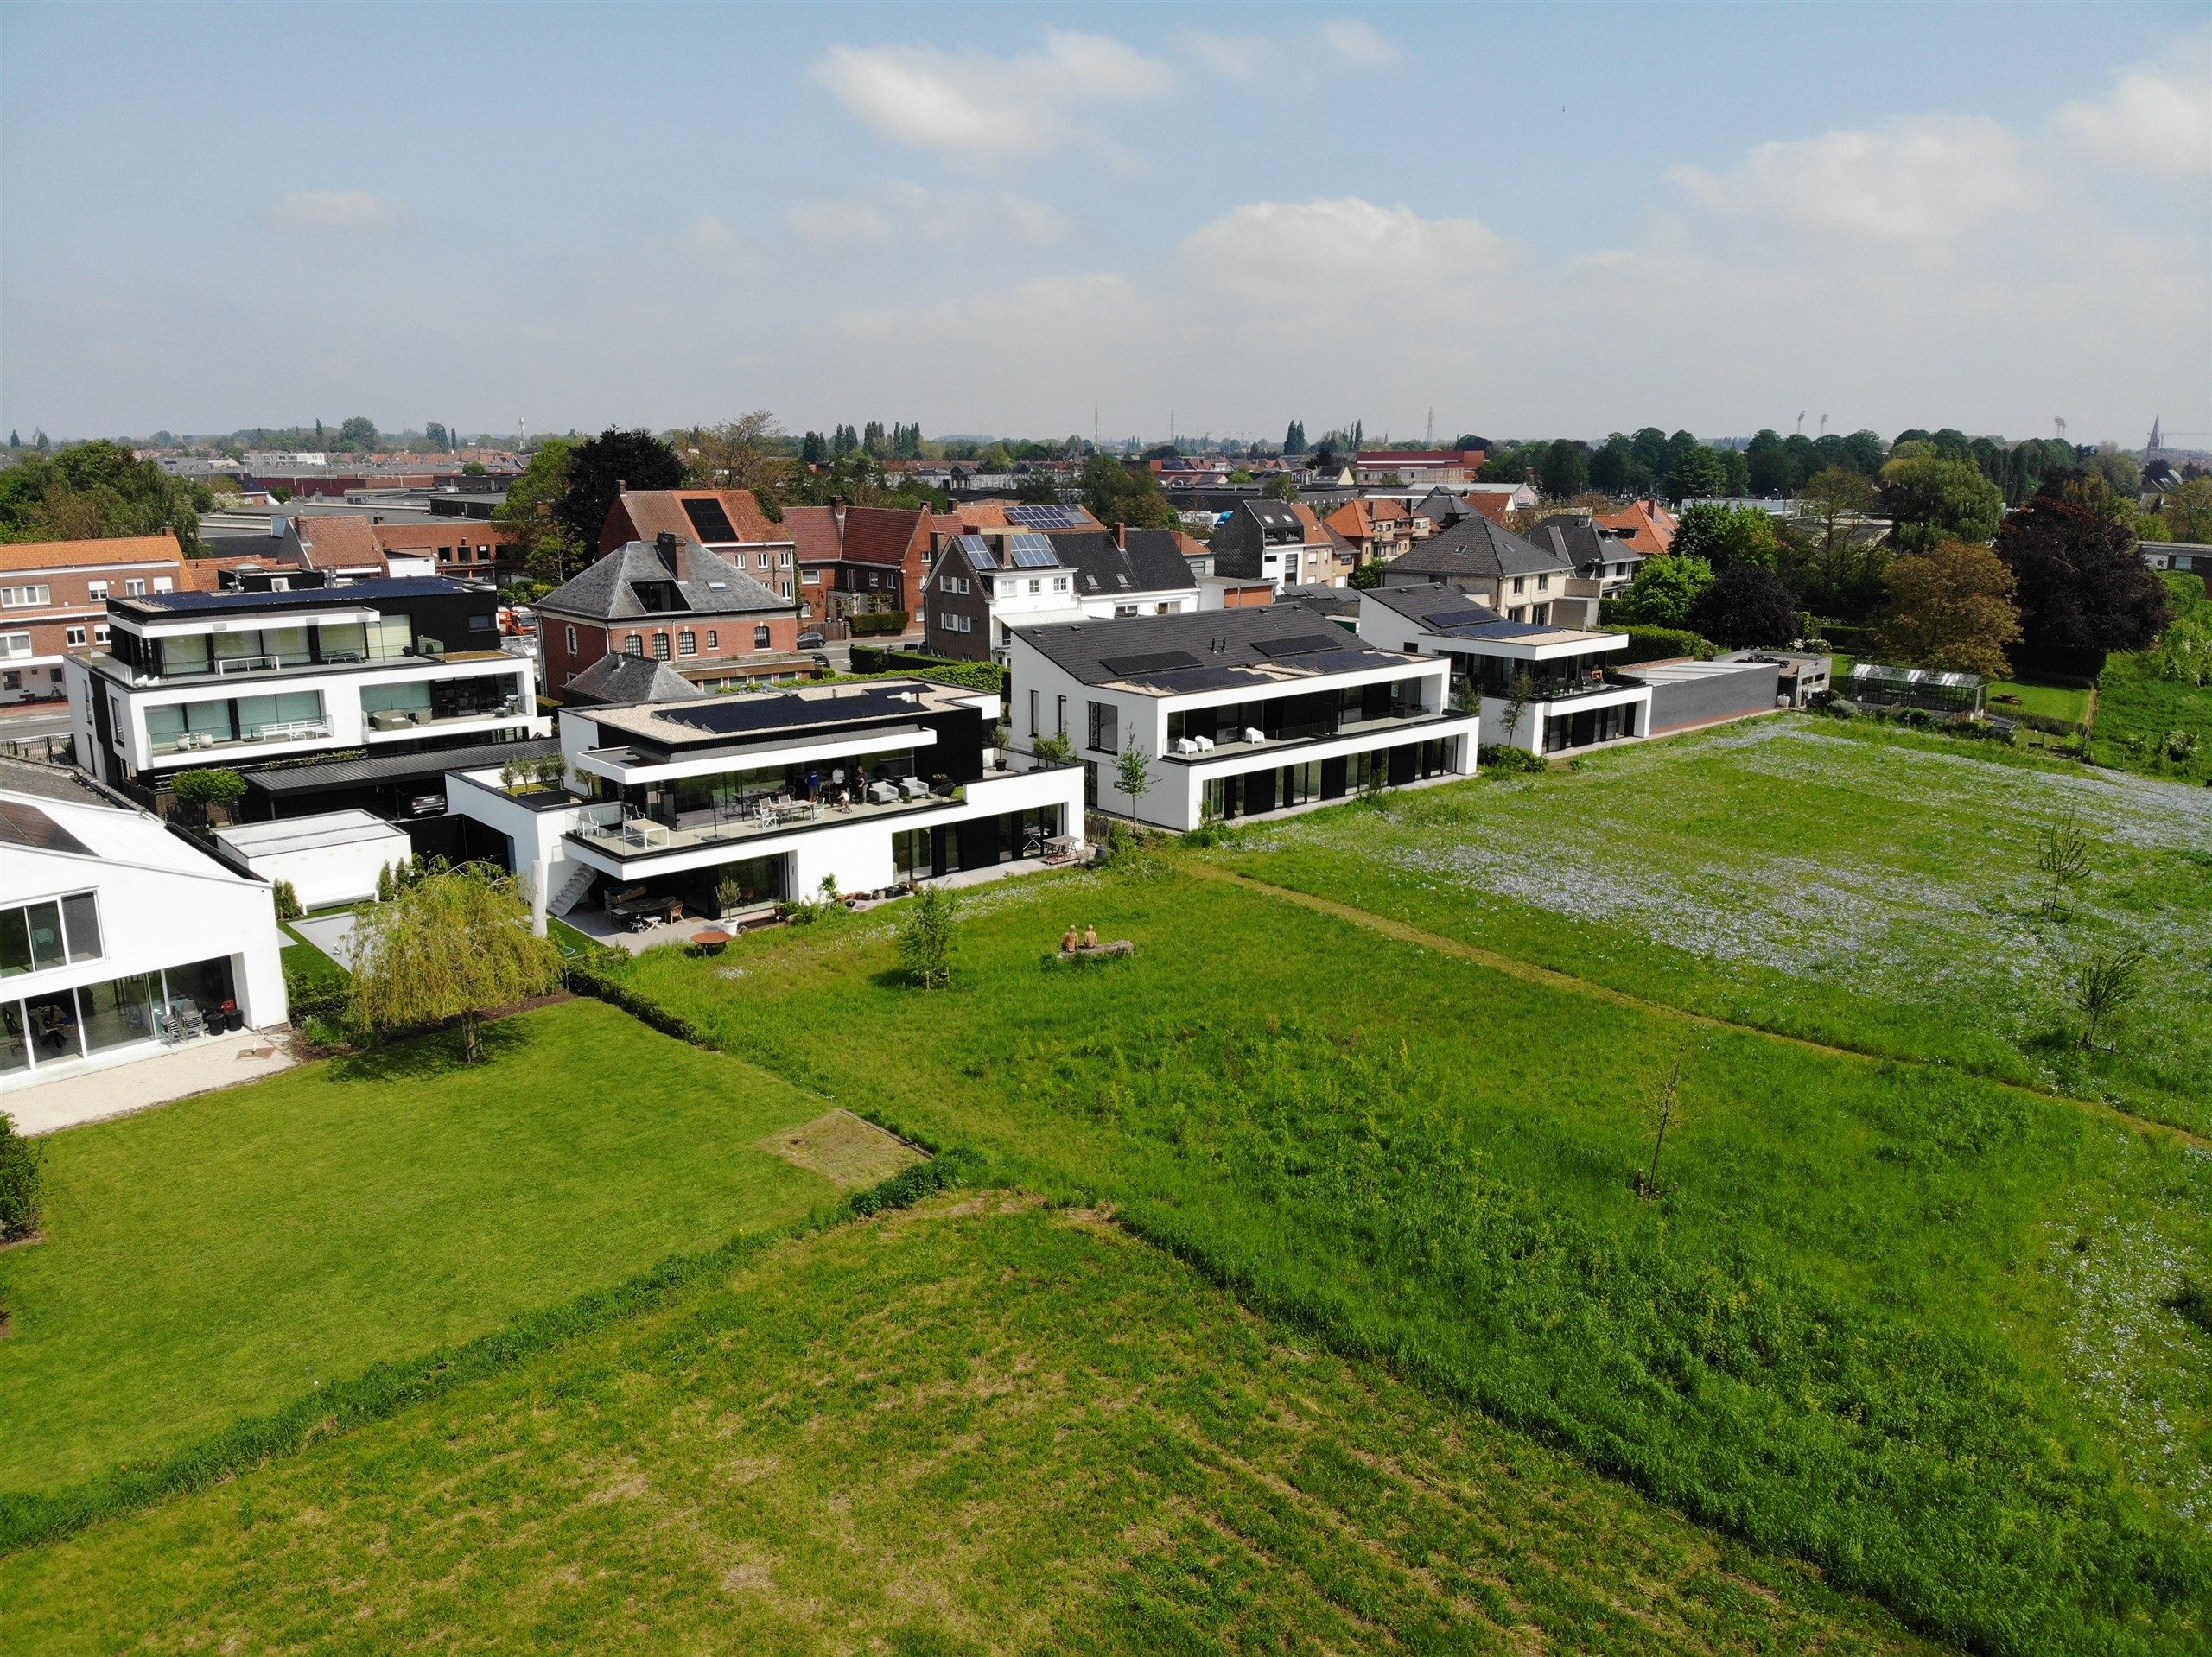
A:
[846, 610, 911, 637]
[1614, 625, 1718, 663]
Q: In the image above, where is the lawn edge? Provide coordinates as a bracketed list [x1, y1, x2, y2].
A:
[0, 1145, 982, 1555]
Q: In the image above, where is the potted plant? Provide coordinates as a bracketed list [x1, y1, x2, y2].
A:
[715, 873, 747, 919]
[217, 998, 242, 1033]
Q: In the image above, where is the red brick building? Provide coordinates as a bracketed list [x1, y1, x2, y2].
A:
[0, 534, 185, 703]
[538, 533, 804, 696]
[598, 490, 797, 599]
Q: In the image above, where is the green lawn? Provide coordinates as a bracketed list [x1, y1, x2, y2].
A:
[277, 929, 347, 994]
[2091, 650, 2212, 785]
[1215, 715, 2212, 1133]
[0, 1197, 1935, 1656]
[601, 857, 2212, 1654]
[0, 998, 843, 1493]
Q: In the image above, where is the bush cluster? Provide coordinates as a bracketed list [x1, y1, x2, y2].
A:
[1478, 744, 1548, 774]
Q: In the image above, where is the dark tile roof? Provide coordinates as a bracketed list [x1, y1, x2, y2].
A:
[1385, 514, 1565, 581]
[563, 653, 706, 707]
[1013, 602, 1416, 689]
[1045, 529, 1198, 597]
[538, 539, 791, 623]
[1360, 582, 1510, 630]
[1526, 514, 1644, 576]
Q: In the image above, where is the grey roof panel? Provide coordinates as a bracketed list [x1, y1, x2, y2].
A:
[245, 737, 561, 795]
[1017, 604, 1414, 688]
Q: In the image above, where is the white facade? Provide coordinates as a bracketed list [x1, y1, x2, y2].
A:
[1354, 587, 1652, 757]
[443, 684, 1087, 930]
[1, 788, 288, 1091]
[212, 810, 414, 909]
[1007, 628, 1478, 833]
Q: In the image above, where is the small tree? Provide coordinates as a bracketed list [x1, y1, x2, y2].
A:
[170, 767, 246, 827]
[0, 1109, 45, 1243]
[1116, 741, 1153, 822]
[1033, 732, 1075, 765]
[895, 884, 957, 990]
[1497, 669, 1535, 748]
[347, 864, 562, 1063]
[271, 878, 302, 922]
[2035, 809, 2092, 920]
[1637, 1049, 1689, 1199]
[2073, 940, 2148, 1052]
[376, 861, 397, 903]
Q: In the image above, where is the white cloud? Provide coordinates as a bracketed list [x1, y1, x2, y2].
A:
[1667, 114, 2044, 246]
[264, 189, 410, 231]
[1319, 19, 1402, 69]
[2050, 25, 2212, 178]
[688, 214, 734, 250]
[784, 182, 1067, 244]
[811, 29, 1173, 157]
[1183, 197, 1510, 309]
[1177, 19, 1402, 85]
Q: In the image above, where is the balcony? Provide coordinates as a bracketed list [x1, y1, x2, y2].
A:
[156, 719, 333, 757]
[569, 784, 955, 861]
[1161, 705, 1446, 763]
[1462, 669, 1642, 705]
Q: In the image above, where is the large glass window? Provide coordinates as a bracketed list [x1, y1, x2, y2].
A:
[23, 988, 82, 1063]
[236, 690, 325, 735]
[320, 622, 369, 661]
[0, 1003, 26, 1074]
[162, 955, 235, 1019]
[1087, 700, 1118, 755]
[0, 898, 79, 975]
[60, 892, 100, 962]
[158, 634, 213, 676]
[79, 973, 160, 1052]
[361, 682, 432, 715]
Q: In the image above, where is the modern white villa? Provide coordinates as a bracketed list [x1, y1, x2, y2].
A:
[443, 677, 1087, 930]
[1354, 582, 1650, 755]
[1, 783, 287, 1090]
[1004, 605, 1479, 830]
[66, 576, 545, 796]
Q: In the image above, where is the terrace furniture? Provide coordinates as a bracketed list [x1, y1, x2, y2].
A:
[773, 799, 817, 824]
[1042, 835, 1082, 866]
[690, 928, 732, 956]
[898, 775, 930, 800]
[175, 731, 216, 752]
[1192, 734, 1214, 752]
[1242, 727, 1264, 745]
[1173, 736, 1199, 756]
[173, 999, 207, 1038]
[367, 709, 418, 732]
[868, 780, 899, 805]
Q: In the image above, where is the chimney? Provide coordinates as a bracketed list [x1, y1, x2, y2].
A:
[1116, 523, 1127, 551]
[615, 479, 626, 493]
[654, 530, 679, 573]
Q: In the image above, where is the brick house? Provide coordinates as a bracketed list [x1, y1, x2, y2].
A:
[781, 505, 938, 626]
[1323, 497, 1420, 566]
[598, 489, 798, 600]
[1, 534, 185, 703]
[537, 533, 804, 696]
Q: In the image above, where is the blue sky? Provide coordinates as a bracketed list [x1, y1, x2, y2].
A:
[3, 2, 2207, 447]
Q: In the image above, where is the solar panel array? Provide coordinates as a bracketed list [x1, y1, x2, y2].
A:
[1099, 650, 1202, 676]
[1251, 632, 1347, 657]
[952, 532, 998, 569]
[1008, 532, 1060, 568]
[0, 800, 92, 857]
[1006, 504, 1084, 530]
[681, 498, 740, 543]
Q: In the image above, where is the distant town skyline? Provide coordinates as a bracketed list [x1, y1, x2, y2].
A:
[3, 3, 2207, 447]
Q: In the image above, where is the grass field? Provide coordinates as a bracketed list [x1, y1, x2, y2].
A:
[601, 848, 2212, 1654]
[0, 998, 844, 1492]
[5, 723, 2208, 1653]
[0, 1197, 1936, 1656]
[1215, 716, 2212, 1133]
[2092, 651, 2212, 786]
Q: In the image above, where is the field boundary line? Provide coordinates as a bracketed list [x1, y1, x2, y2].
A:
[1182, 860, 2211, 1155]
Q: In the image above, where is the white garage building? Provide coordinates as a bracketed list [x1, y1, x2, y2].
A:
[213, 811, 413, 910]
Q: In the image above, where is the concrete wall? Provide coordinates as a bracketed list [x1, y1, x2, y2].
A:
[1627, 660, 1782, 733]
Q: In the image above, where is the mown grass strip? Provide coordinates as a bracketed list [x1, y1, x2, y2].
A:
[0, 1147, 978, 1556]
[1182, 858, 2212, 1155]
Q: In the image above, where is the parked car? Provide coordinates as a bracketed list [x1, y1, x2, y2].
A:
[810, 652, 831, 670]
[796, 630, 826, 650]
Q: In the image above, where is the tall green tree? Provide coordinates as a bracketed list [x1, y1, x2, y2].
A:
[1663, 446, 1731, 505]
[553, 427, 687, 553]
[1538, 440, 1590, 498]
[1671, 504, 1780, 568]
[494, 437, 582, 585]
[1871, 541, 2022, 677]
[1618, 554, 1715, 625]
[1078, 453, 1179, 530]
[334, 416, 380, 452]
[1688, 563, 1797, 648]
[348, 865, 563, 1063]
[1745, 430, 1794, 497]
[0, 440, 213, 553]
[1997, 476, 2171, 669]
[1880, 455, 2004, 553]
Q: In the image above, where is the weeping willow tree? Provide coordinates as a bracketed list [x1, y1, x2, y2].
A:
[347, 864, 563, 1062]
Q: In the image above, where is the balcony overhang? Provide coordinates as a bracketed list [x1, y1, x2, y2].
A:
[575, 721, 938, 786]
[1414, 627, 1629, 663]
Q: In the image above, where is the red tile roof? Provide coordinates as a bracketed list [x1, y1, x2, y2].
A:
[1593, 498, 1679, 556]
[601, 489, 787, 553]
[0, 532, 183, 572]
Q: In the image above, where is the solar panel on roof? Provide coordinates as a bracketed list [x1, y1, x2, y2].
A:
[681, 498, 739, 543]
[1293, 648, 1396, 675]
[1132, 664, 1259, 693]
[0, 799, 92, 857]
[1421, 609, 1505, 632]
[1009, 533, 1059, 569]
[1100, 650, 1202, 676]
[1007, 504, 1081, 529]
[1252, 632, 1344, 657]
[952, 533, 998, 569]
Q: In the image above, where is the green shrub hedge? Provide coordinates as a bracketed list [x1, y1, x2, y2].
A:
[1614, 625, 1718, 663]
[846, 610, 911, 637]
